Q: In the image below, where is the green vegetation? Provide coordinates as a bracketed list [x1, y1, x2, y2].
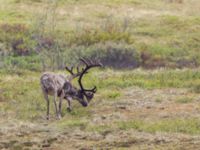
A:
[98, 69, 200, 89]
[118, 118, 200, 135]
[192, 84, 200, 93]
[101, 89, 121, 100]
[175, 96, 194, 103]
[57, 118, 88, 129]
[86, 124, 112, 133]
[0, 0, 200, 70]
[155, 97, 163, 103]
[0, 68, 199, 121]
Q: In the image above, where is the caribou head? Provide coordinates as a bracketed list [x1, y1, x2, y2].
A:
[65, 58, 103, 107]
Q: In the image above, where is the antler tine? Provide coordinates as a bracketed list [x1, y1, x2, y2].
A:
[65, 66, 74, 75]
[99, 60, 103, 67]
[94, 87, 97, 93]
[95, 59, 100, 66]
[80, 57, 103, 67]
[76, 64, 87, 76]
[66, 63, 86, 81]
[83, 86, 97, 93]
[92, 58, 103, 67]
[92, 86, 97, 93]
[87, 58, 93, 65]
[80, 58, 89, 66]
[76, 66, 80, 73]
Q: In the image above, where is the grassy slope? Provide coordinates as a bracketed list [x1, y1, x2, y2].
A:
[0, 0, 200, 69]
[0, 69, 200, 149]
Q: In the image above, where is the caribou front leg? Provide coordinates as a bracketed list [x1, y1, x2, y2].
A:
[53, 91, 59, 119]
[58, 92, 64, 119]
[66, 97, 72, 112]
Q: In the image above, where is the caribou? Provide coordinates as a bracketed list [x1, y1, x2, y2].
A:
[40, 58, 102, 120]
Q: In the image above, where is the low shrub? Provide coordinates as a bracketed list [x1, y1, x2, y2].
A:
[84, 42, 141, 69]
[60, 42, 141, 69]
[0, 23, 36, 56]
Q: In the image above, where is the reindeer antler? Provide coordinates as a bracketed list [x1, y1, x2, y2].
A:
[66, 58, 102, 94]
[78, 58, 103, 94]
[65, 65, 84, 81]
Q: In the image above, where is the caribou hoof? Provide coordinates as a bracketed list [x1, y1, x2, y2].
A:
[67, 107, 72, 112]
[46, 116, 50, 120]
[57, 114, 62, 120]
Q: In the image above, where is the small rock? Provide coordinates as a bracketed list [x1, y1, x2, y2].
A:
[118, 106, 127, 110]
[47, 137, 58, 144]
[158, 114, 169, 118]
[23, 141, 35, 147]
[154, 138, 166, 144]
[16, 132, 24, 137]
[101, 115, 106, 120]
[42, 143, 51, 148]
[146, 106, 152, 109]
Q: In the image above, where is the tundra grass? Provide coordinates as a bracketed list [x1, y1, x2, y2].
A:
[86, 117, 200, 135]
[175, 96, 194, 104]
[0, 68, 200, 121]
[118, 118, 200, 135]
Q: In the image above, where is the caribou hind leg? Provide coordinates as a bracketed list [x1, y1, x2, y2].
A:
[42, 90, 50, 120]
